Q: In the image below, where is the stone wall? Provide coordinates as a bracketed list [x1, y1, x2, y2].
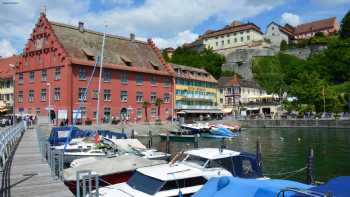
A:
[221, 45, 327, 80]
[221, 47, 278, 80]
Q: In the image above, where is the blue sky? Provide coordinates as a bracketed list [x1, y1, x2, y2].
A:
[0, 0, 349, 57]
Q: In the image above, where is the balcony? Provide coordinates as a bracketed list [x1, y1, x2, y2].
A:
[181, 93, 215, 100]
[176, 104, 219, 110]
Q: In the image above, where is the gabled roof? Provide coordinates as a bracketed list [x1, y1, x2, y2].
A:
[200, 22, 263, 40]
[49, 20, 170, 74]
[218, 76, 240, 88]
[0, 56, 18, 79]
[267, 22, 294, 38]
[240, 80, 262, 89]
[294, 17, 337, 35]
[170, 63, 217, 83]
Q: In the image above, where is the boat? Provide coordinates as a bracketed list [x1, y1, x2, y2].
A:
[48, 126, 94, 146]
[217, 124, 241, 132]
[63, 154, 166, 194]
[100, 138, 170, 160]
[193, 176, 350, 197]
[193, 176, 311, 197]
[160, 133, 196, 142]
[180, 123, 210, 134]
[209, 126, 237, 137]
[93, 148, 263, 197]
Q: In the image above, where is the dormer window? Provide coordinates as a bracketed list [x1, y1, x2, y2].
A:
[121, 56, 132, 66]
[82, 48, 95, 61]
[149, 61, 160, 70]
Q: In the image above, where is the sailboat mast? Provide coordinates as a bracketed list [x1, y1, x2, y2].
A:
[96, 25, 107, 126]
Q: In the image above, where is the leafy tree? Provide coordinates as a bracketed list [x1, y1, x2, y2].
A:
[280, 40, 288, 51]
[162, 50, 170, 62]
[142, 101, 150, 121]
[340, 10, 350, 38]
[155, 98, 163, 120]
[169, 47, 225, 79]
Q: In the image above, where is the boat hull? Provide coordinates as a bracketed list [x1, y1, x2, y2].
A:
[64, 170, 133, 194]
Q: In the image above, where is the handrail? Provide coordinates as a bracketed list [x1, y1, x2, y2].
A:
[0, 122, 25, 171]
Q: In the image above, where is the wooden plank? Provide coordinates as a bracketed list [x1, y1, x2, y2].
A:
[10, 127, 73, 197]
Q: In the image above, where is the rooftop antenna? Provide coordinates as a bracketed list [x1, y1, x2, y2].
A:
[40, 0, 46, 15]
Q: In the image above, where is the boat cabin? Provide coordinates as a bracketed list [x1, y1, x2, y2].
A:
[182, 148, 262, 178]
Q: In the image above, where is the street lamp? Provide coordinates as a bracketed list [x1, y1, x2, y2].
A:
[47, 82, 51, 124]
[9, 64, 16, 124]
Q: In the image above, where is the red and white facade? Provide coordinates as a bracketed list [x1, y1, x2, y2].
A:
[15, 14, 175, 123]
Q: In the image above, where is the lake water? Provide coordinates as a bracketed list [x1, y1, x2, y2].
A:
[138, 128, 350, 183]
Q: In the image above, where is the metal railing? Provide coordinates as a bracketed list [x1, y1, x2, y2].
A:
[0, 122, 25, 171]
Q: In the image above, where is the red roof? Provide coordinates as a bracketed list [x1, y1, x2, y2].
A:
[0, 56, 18, 79]
[200, 22, 263, 39]
[294, 17, 338, 35]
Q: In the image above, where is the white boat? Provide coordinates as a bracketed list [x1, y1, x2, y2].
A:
[93, 148, 263, 197]
[53, 137, 117, 165]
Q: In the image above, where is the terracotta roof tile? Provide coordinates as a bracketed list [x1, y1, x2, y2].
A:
[170, 63, 217, 83]
[294, 17, 337, 35]
[49, 21, 170, 74]
[0, 56, 18, 79]
[200, 23, 263, 39]
[218, 76, 240, 87]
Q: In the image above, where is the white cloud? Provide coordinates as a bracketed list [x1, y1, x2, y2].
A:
[0, 0, 287, 50]
[152, 30, 199, 49]
[281, 12, 301, 26]
[0, 39, 17, 58]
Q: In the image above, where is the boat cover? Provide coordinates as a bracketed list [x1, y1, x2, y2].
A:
[292, 176, 350, 197]
[193, 177, 312, 197]
[48, 126, 93, 146]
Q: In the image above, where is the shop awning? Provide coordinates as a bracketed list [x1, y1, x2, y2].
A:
[180, 109, 223, 114]
[222, 108, 233, 113]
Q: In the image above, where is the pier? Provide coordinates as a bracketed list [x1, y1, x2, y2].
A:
[1, 124, 73, 197]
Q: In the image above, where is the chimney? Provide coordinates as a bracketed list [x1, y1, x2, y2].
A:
[130, 33, 135, 41]
[78, 21, 84, 32]
[231, 20, 241, 27]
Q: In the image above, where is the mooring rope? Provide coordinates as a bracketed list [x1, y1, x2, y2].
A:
[264, 166, 307, 178]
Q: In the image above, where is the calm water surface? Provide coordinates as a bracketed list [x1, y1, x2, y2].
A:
[138, 128, 350, 183]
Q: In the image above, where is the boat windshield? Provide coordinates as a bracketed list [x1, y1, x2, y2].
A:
[183, 155, 209, 167]
[127, 171, 165, 195]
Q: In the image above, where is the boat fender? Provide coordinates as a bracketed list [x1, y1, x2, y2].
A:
[217, 177, 230, 191]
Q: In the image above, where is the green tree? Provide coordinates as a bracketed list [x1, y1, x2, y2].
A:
[340, 10, 350, 38]
[162, 50, 170, 62]
[155, 98, 163, 120]
[142, 101, 150, 121]
[280, 40, 288, 51]
[169, 47, 225, 79]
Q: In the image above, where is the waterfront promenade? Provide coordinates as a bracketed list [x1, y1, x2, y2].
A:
[8, 126, 72, 197]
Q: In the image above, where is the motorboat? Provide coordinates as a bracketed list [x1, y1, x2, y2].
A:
[110, 138, 170, 160]
[93, 148, 263, 197]
[209, 126, 237, 137]
[63, 154, 166, 194]
[53, 136, 117, 166]
[180, 123, 210, 134]
[217, 124, 241, 132]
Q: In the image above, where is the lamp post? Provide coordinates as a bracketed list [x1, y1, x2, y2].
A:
[9, 64, 16, 124]
[47, 82, 51, 124]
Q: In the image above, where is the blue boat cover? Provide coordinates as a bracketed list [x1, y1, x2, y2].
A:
[292, 176, 350, 197]
[48, 126, 93, 146]
[193, 177, 312, 197]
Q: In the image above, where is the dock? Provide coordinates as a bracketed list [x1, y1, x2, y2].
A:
[8, 126, 73, 197]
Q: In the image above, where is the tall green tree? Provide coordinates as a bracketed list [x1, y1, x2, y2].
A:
[340, 10, 350, 38]
[168, 47, 225, 79]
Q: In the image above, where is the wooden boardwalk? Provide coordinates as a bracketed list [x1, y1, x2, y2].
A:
[9, 127, 73, 197]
